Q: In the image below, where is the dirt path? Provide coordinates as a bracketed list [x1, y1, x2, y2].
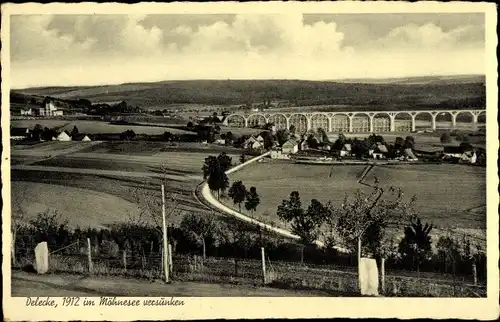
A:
[11, 271, 329, 297]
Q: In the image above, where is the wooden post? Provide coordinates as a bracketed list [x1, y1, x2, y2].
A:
[122, 250, 127, 270]
[194, 254, 198, 271]
[161, 184, 169, 283]
[472, 262, 477, 286]
[168, 243, 173, 274]
[357, 236, 362, 292]
[87, 238, 93, 273]
[261, 247, 267, 284]
[381, 257, 385, 294]
[300, 245, 304, 264]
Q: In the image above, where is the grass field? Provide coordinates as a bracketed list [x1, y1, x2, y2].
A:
[11, 120, 192, 135]
[225, 162, 486, 233]
[12, 181, 142, 229]
[11, 169, 206, 228]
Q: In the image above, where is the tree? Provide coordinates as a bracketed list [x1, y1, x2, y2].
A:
[202, 152, 232, 180]
[289, 124, 296, 134]
[30, 124, 44, 141]
[70, 126, 79, 138]
[440, 132, 452, 144]
[228, 181, 247, 212]
[394, 137, 405, 150]
[404, 136, 415, 149]
[244, 186, 260, 215]
[207, 165, 229, 199]
[225, 132, 234, 145]
[187, 121, 194, 129]
[239, 153, 246, 164]
[306, 134, 319, 149]
[275, 129, 290, 146]
[260, 131, 275, 149]
[180, 213, 220, 259]
[327, 185, 415, 259]
[397, 216, 433, 271]
[459, 141, 473, 152]
[317, 128, 329, 143]
[217, 152, 233, 172]
[277, 192, 327, 244]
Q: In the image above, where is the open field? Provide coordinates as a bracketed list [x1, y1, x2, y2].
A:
[225, 162, 486, 233]
[12, 181, 142, 229]
[11, 120, 193, 135]
[11, 170, 206, 228]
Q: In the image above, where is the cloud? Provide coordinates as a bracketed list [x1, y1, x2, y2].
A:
[372, 22, 484, 51]
[9, 14, 485, 88]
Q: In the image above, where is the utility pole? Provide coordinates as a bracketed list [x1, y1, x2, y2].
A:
[161, 184, 169, 283]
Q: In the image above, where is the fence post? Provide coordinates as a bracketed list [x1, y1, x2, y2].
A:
[261, 247, 267, 284]
[472, 262, 477, 286]
[381, 257, 385, 295]
[168, 243, 173, 274]
[123, 250, 127, 270]
[87, 238, 93, 273]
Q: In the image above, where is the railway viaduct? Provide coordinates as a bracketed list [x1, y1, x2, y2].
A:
[222, 109, 486, 133]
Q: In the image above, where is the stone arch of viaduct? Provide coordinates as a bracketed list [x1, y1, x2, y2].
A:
[223, 110, 486, 133]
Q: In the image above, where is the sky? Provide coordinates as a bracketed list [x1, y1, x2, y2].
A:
[9, 13, 485, 88]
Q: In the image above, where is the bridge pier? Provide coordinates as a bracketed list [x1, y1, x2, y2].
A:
[286, 117, 290, 131]
[431, 113, 437, 131]
[306, 116, 312, 131]
[369, 116, 374, 133]
[348, 116, 354, 133]
[451, 112, 458, 130]
[388, 113, 396, 132]
[411, 115, 416, 132]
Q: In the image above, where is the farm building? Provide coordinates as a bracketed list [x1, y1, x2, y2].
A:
[255, 135, 265, 144]
[54, 131, 72, 141]
[20, 107, 33, 116]
[81, 135, 92, 142]
[461, 151, 477, 164]
[10, 127, 30, 140]
[340, 143, 352, 157]
[32, 98, 63, 116]
[243, 136, 264, 150]
[73, 134, 92, 142]
[372, 144, 389, 159]
[270, 147, 291, 160]
[282, 139, 299, 154]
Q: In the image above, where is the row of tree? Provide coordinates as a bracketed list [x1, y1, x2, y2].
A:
[273, 184, 480, 273]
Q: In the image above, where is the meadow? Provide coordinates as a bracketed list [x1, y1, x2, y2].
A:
[225, 162, 486, 232]
[11, 120, 192, 135]
[11, 181, 142, 229]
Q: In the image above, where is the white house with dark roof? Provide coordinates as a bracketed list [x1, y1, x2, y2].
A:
[282, 139, 299, 154]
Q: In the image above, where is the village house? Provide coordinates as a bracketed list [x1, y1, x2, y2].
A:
[20, 107, 33, 116]
[213, 134, 226, 145]
[243, 136, 264, 150]
[460, 150, 477, 164]
[270, 147, 291, 160]
[282, 139, 299, 154]
[10, 127, 30, 140]
[372, 144, 389, 159]
[54, 131, 72, 141]
[299, 139, 309, 151]
[33, 98, 64, 117]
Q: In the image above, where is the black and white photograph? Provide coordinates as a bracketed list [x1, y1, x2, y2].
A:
[2, 2, 498, 320]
